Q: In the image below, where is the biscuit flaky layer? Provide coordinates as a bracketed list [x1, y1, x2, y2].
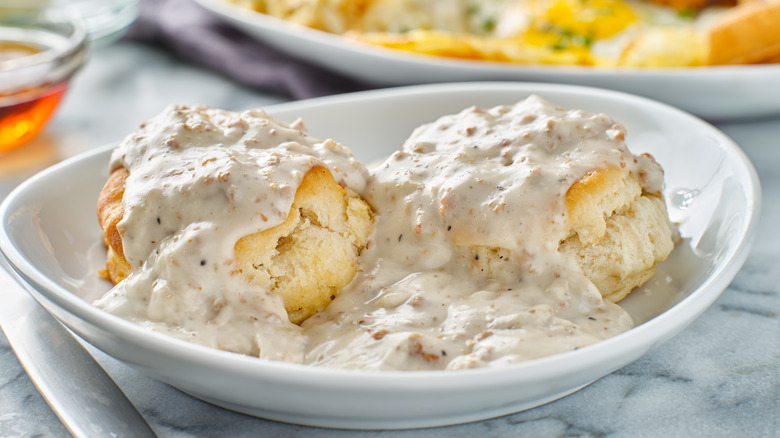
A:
[97, 167, 131, 284]
[463, 166, 674, 303]
[561, 167, 674, 302]
[234, 166, 374, 324]
[97, 165, 374, 325]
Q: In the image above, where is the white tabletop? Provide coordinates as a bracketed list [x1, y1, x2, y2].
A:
[1, 41, 778, 437]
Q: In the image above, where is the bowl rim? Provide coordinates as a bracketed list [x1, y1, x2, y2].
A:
[196, 0, 780, 77]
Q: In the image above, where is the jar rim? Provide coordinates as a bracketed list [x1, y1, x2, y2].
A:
[0, 11, 88, 67]
[0, 10, 89, 96]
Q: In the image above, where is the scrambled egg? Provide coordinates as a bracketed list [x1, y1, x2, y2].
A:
[231, 0, 780, 67]
[349, 0, 712, 66]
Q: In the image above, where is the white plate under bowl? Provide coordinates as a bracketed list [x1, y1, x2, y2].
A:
[0, 83, 761, 429]
[195, 0, 780, 121]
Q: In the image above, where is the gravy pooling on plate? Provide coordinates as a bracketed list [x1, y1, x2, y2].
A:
[95, 96, 674, 370]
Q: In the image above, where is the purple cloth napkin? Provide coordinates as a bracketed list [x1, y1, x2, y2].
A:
[125, 0, 371, 99]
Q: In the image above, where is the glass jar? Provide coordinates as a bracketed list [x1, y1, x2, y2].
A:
[0, 11, 88, 152]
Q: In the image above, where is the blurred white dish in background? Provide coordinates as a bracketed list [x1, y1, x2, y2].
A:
[0, 83, 760, 429]
[195, 0, 780, 121]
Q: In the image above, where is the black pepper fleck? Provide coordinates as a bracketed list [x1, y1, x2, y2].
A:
[200, 260, 207, 266]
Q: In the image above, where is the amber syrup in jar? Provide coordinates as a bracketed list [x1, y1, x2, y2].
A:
[0, 41, 69, 152]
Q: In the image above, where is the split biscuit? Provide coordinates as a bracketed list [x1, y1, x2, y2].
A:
[97, 165, 374, 325]
[560, 167, 674, 302]
[465, 166, 674, 302]
[235, 166, 373, 324]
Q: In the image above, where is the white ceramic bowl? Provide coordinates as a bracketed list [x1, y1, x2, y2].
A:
[0, 83, 760, 429]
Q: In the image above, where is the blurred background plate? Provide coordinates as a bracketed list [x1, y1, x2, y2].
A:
[195, 0, 780, 121]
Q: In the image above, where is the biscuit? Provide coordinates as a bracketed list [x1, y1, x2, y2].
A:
[235, 166, 373, 324]
[707, 0, 780, 65]
[465, 166, 674, 302]
[97, 165, 374, 325]
[562, 166, 674, 302]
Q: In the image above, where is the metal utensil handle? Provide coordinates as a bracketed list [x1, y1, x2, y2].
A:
[0, 255, 157, 438]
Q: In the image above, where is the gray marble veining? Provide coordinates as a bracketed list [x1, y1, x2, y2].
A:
[0, 41, 778, 437]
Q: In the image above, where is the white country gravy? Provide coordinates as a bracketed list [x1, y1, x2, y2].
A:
[95, 96, 665, 370]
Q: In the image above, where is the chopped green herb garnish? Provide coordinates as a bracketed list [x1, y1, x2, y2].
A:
[557, 28, 574, 38]
[678, 7, 697, 18]
[482, 17, 496, 32]
[551, 42, 567, 51]
[572, 34, 594, 47]
[483, 17, 496, 31]
[583, 35, 594, 47]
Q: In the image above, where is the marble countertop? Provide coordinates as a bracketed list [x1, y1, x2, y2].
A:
[1, 40, 778, 438]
